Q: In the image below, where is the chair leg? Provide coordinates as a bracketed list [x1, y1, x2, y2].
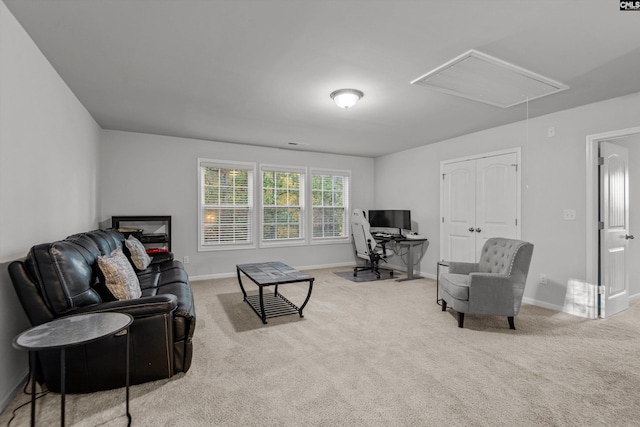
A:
[458, 312, 464, 328]
[441, 300, 447, 311]
[508, 316, 515, 330]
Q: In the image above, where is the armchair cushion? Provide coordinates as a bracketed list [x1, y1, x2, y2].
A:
[439, 273, 470, 300]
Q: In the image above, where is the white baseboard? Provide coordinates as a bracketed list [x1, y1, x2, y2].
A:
[0, 370, 28, 415]
[522, 297, 564, 312]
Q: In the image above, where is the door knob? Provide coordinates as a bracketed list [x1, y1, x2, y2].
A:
[468, 227, 475, 232]
[475, 228, 482, 233]
[625, 234, 635, 240]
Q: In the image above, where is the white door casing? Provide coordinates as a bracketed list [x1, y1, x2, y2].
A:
[441, 149, 521, 262]
[599, 141, 630, 317]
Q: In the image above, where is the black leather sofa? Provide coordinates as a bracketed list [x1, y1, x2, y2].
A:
[9, 229, 195, 393]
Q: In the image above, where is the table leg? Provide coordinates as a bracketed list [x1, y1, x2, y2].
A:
[298, 279, 314, 317]
[60, 347, 65, 426]
[437, 262, 440, 305]
[126, 327, 131, 426]
[236, 267, 248, 300]
[29, 352, 36, 427]
[407, 244, 415, 279]
[259, 286, 267, 324]
[396, 243, 419, 282]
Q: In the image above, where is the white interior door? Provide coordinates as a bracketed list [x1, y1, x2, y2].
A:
[475, 153, 519, 253]
[600, 141, 630, 317]
[441, 159, 476, 262]
[441, 150, 520, 262]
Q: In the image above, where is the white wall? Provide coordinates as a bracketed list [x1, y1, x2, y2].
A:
[375, 92, 640, 310]
[99, 130, 374, 278]
[0, 1, 101, 411]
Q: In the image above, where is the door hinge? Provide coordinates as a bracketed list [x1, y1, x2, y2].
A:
[598, 157, 604, 166]
[598, 285, 605, 295]
[442, 217, 444, 223]
[442, 173, 445, 180]
[515, 218, 518, 226]
[598, 221, 604, 230]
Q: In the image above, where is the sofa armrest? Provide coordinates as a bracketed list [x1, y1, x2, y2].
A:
[75, 294, 178, 318]
[468, 273, 524, 315]
[448, 262, 480, 275]
[149, 252, 174, 264]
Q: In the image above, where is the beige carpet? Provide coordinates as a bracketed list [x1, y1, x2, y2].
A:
[2, 267, 640, 426]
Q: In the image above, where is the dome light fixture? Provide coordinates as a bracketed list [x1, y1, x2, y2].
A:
[330, 88, 364, 109]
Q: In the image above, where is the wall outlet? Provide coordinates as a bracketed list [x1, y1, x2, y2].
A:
[183, 256, 190, 264]
[547, 126, 556, 137]
[563, 209, 576, 220]
[539, 273, 548, 285]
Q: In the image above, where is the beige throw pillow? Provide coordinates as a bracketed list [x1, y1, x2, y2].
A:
[125, 235, 152, 270]
[98, 248, 142, 300]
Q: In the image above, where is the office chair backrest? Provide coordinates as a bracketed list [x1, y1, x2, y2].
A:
[351, 209, 375, 257]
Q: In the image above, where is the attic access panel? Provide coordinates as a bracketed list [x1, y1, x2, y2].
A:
[410, 49, 569, 108]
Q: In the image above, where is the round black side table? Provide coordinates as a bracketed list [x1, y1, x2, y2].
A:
[13, 312, 134, 426]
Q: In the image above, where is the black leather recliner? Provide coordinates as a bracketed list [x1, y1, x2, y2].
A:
[9, 229, 196, 393]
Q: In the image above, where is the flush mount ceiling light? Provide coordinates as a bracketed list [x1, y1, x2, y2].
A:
[410, 49, 568, 108]
[330, 89, 364, 109]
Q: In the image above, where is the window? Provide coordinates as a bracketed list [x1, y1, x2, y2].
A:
[198, 159, 255, 250]
[261, 166, 305, 243]
[311, 170, 350, 240]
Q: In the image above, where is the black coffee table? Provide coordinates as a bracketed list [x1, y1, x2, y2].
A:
[236, 261, 314, 324]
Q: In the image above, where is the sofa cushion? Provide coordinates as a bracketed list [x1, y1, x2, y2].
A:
[98, 248, 142, 300]
[439, 273, 470, 300]
[28, 240, 102, 314]
[125, 235, 152, 270]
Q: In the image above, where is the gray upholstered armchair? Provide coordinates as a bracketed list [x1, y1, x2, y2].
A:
[439, 238, 534, 329]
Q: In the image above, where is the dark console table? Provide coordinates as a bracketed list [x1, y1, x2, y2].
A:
[236, 261, 314, 324]
[111, 215, 172, 251]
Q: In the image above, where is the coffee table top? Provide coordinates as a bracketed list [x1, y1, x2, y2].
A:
[236, 261, 313, 285]
[13, 312, 133, 351]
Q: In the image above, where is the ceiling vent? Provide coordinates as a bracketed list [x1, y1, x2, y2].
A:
[410, 49, 568, 108]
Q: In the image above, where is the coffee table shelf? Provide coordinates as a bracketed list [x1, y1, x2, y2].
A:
[244, 293, 299, 319]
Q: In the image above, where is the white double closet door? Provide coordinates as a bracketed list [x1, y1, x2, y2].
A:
[440, 150, 521, 262]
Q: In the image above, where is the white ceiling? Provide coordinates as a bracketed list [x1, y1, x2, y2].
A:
[5, 0, 640, 157]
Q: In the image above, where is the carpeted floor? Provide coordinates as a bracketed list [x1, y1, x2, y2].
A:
[2, 267, 640, 426]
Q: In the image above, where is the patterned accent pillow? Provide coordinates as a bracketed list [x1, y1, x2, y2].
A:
[125, 235, 152, 270]
[97, 248, 142, 300]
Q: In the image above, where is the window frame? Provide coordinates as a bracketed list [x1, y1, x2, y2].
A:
[309, 168, 351, 245]
[197, 158, 257, 252]
[259, 164, 307, 248]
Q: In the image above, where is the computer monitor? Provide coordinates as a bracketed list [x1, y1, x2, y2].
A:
[368, 210, 411, 234]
